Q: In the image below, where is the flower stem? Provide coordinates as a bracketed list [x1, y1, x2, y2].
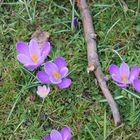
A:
[35, 98, 45, 123]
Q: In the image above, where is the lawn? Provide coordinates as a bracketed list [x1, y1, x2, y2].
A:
[0, 0, 140, 139]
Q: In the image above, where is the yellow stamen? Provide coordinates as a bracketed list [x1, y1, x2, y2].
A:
[121, 74, 127, 83]
[31, 54, 38, 63]
[53, 71, 60, 79]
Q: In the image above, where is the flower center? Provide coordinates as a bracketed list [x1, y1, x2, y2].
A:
[31, 54, 38, 63]
[53, 71, 60, 79]
[121, 74, 128, 83]
[41, 89, 46, 94]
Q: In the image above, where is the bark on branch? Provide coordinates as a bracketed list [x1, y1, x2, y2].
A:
[77, 0, 121, 125]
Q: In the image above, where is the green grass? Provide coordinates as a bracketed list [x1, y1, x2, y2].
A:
[0, 0, 140, 139]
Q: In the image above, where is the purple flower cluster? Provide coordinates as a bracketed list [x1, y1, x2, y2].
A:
[16, 39, 72, 139]
[16, 39, 72, 99]
[16, 37, 139, 140]
[109, 62, 140, 92]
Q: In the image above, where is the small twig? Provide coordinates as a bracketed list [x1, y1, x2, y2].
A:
[77, 0, 121, 125]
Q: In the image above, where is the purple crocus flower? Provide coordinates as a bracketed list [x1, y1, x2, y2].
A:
[37, 57, 72, 89]
[16, 39, 51, 70]
[37, 85, 50, 98]
[109, 63, 139, 88]
[44, 127, 71, 140]
[72, 17, 78, 31]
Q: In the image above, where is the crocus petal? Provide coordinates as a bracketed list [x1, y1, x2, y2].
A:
[60, 67, 68, 78]
[129, 66, 140, 83]
[42, 85, 47, 90]
[109, 64, 120, 75]
[44, 135, 51, 140]
[36, 71, 50, 84]
[16, 42, 29, 56]
[111, 75, 122, 83]
[37, 86, 43, 92]
[50, 130, 63, 140]
[36, 56, 45, 66]
[60, 127, 71, 140]
[133, 80, 140, 93]
[29, 39, 41, 57]
[41, 42, 51, 57]
[109, 64, 122, 83]
[118, 84, 128, 88]
[119, 62, 130, 78]
[46, 87, 50, 95]
[25, 64, 38, 70]
[44, 62, 58, 75]
[54, 57, 67, 69]
[17, 54, 32, 65]
[58, 78, 72, 89]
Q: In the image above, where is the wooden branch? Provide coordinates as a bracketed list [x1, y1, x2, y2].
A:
[77, 0, 121, 125]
